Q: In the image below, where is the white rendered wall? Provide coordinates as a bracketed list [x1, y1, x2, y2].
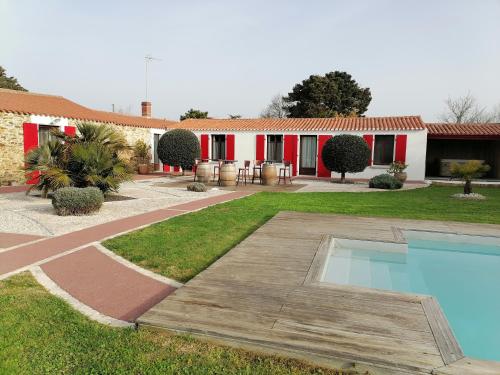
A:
[162, 129, 428, 182]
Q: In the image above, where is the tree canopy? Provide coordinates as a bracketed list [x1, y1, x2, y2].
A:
[321, 135, 370, 183]
[157, 129, 200, 172]
[260, 95, 290, 118]
[0, 66, 27, 91]
[180, 109, 209, 121]
[285, 71, 371, 118]
[440, 93, 500, 124]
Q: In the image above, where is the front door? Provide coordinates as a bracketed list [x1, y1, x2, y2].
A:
[299, 135, 317, 175]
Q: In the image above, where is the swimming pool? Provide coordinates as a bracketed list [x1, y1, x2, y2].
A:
[322, 232, 500, 361]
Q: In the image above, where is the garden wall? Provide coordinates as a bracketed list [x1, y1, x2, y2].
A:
[0, 112, 29, 184]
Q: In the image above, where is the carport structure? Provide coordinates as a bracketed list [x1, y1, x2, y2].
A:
[425, 123, 500, 179]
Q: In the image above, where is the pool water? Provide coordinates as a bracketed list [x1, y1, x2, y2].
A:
[322, 233, 500, 361]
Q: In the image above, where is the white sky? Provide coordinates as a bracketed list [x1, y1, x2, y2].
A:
[1, 0, 499, 121]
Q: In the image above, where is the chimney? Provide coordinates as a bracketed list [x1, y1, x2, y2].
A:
[141, 101, 151, 117]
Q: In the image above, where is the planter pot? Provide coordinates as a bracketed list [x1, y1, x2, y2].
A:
[138, 164, 149, 175]
[394, 172, 407, 183]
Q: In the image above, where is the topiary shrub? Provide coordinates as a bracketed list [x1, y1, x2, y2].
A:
[321, 135, 370, 183]
[52, 187, 104, 216]
[369, 174, 403, 190]
[157, 129, 200, 174]
[186, 182, 207, 192]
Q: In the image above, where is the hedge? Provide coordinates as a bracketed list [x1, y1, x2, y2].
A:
[52, 187, 104, 216]
[368, 174, 403, 190]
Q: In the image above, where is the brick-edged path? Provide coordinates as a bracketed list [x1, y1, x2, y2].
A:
[0, 191, 251, 321]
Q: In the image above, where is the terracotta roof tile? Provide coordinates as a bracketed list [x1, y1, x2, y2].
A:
[173, 116, 426, 132]
[426, 123, 500, 137]
[0, 88, 176, 129]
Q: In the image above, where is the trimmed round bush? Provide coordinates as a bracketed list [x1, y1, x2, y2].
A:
[321, 135, 370, 183]
[369, 174, 403, 190]
[157, 129, 200, 171]
[52, 187, 104, 216]
[186, 182, 207, 192]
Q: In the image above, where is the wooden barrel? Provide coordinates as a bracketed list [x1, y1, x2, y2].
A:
[196, 162, 211, 183]
[219, 163, 236, 186]
[262, 163, 278, 186]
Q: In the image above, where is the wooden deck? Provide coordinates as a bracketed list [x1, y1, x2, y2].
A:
[138, 212, 500, 375]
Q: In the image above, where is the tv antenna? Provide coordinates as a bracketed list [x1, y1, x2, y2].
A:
[144, 54, 161, 101]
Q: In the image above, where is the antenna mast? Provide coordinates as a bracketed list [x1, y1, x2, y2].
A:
[144, 54, 161, 101]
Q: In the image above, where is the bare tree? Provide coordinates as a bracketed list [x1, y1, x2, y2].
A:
[260, 94, 290, 118]
[440, 93, 497, 123]
[228, 114, 242, 119]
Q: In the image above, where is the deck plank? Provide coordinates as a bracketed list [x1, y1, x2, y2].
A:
[139, 212, 500, 373]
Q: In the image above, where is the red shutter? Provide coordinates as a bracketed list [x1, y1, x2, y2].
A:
[23, 123, 39, 184]
[317, 135, 332, 177]
[23, 123, 38, 153]
[363, 134, 374, 166]
[200, 134, 209, 159]
[64, 126, 76, 136]
[256, 134, 265, 161]
[226, 134, 235, 160]
[394, 134, 407, 163]
[283, 134, 298, 176]
[163, 165, 170, 172]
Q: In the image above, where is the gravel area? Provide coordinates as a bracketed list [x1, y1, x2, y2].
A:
[0, 177, 230, 236]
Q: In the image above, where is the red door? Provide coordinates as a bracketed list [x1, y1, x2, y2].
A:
[283, 135, 298, 176]
[317, 135, 332, 178]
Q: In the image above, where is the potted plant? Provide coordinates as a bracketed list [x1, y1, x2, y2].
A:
[388, 161, 408, 183]
[133, 140, 151, 175]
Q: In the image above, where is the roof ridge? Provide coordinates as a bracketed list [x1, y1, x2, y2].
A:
[0, 88, 65, 99]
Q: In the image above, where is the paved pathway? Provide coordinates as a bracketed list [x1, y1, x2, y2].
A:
[0, 191, 251, 323]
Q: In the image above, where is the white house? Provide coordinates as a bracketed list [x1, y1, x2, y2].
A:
[163, 117, 428, 182]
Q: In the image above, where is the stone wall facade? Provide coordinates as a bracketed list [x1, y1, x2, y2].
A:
[0, 113, 154, 185]
[0, 112, 29, 184]
[68, 119, 152, 162]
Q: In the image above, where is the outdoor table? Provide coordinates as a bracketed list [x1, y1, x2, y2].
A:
[262, 162, 278, 186]
[195, 161, 211, 183]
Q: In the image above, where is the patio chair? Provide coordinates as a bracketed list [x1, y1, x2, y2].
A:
[278, 160, 292, 185]
[252, 160, 263, 184]
[237, 160, 251, 186]
[213, 159, 223, 183]
[192, 159, 199, 181]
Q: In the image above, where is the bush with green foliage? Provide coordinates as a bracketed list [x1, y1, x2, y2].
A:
[133, 139, 151, 165]
[52, 187, 104, 216]
[25, 123, 132, 197]
[369, 174, 403, 190]
[450, 160, 490, 194]
[187, 182, 207, 192]
[321, 135, 370, 183]
[157, 129, 200, 173]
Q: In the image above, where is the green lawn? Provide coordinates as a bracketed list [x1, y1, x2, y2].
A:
[104, 185, 500, 283]
[0, 273, 350, 375]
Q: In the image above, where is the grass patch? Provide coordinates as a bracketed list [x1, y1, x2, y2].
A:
[104, 186, 500, 282]
[0, 273, 353, 375]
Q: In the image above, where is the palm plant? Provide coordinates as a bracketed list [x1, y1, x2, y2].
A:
[450, 160, 490, 194]
[25, 123, 132, 196]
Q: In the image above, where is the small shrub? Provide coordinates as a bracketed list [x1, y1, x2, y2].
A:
[187, 182, 207, 192]
[52, 187, 104, 216]
[369, 174, 403, 190]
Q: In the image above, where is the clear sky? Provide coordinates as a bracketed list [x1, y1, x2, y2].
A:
[1, 0, 499, 122]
